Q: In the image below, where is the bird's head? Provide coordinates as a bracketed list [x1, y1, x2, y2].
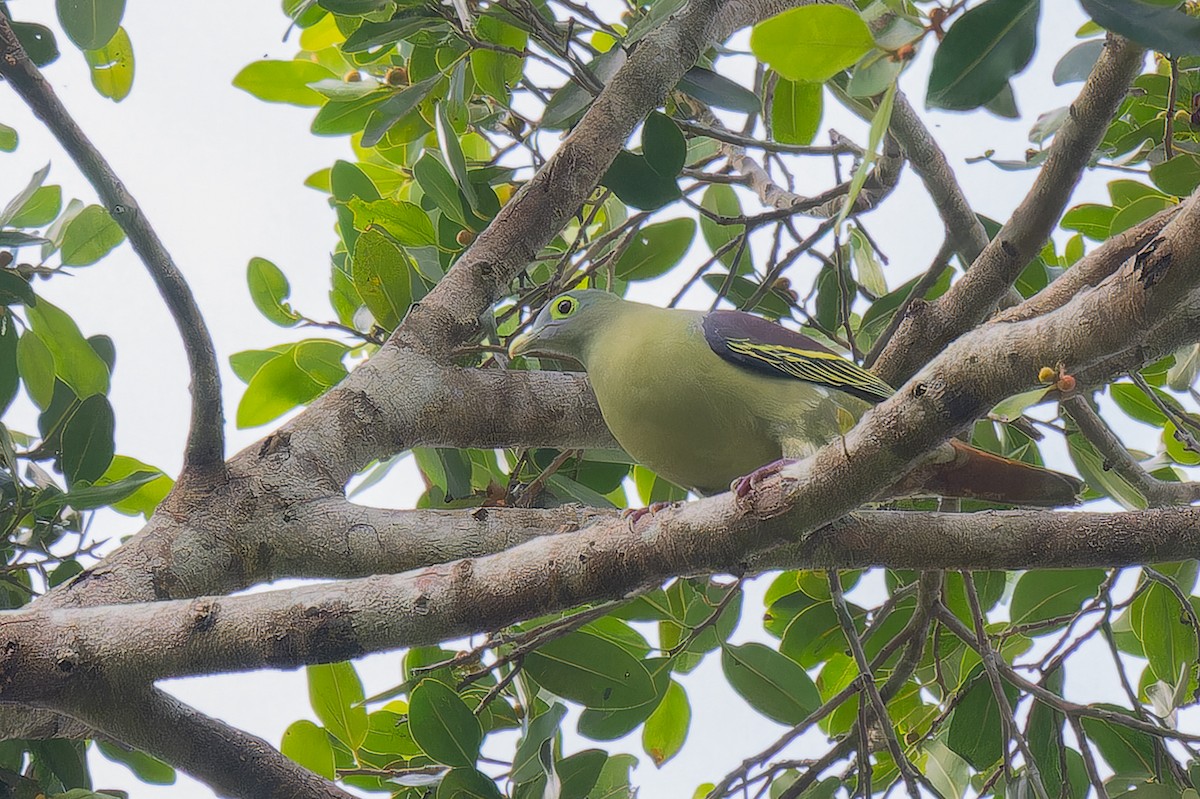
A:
[507, 289, 621, 365]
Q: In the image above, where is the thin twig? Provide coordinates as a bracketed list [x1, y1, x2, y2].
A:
[0, 19, 225, 476]
[0, 18, 225, 476]
[828, 571, 920, 798]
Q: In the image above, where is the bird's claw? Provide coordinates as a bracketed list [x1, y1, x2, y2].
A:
[622, 501, 676, 529]
[732, 458, 796, 500]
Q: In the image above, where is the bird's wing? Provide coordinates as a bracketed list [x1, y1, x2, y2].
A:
[702, 310, 894, 404]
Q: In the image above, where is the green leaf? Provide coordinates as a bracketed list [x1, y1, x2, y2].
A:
[409, 679, 483, 767]
[1080, 706, 1157, 777]
[308, 661, 368, 748]
[233, 59, 336, 107]
[847, 51, 903, 98]
[1026, 668, 1067, 796]
[347, 197, 436, 247]
[542, 48, 626, 130]
[0, 123, 16, 152]
[699, 185, 750, 275]
[1110, 382, 1168, 427]
[1, 163, 51, 228]
[721, 642, 821, 725]
[613, 218, 695, 281]
[56, 0, 125, 50]
[26, 299, 110, 398]
[60, 394, 115, 485]
[576, 657, 670, 741]
[1109, 179, 1167, 208]
[602, 150, 681, 211]
[1164, 420, 1200, 466]
[312, 91, 389, 135]
[591, 753, 637, 799]
[65, 468, 161, 510]
[524, 629, 657, 710]
[0, 317, 16, 415]
[11, 22, 60, 68]
[677, 66, 761, 114]
[0, 270, 35, 306]
[471, 12, 526, 103]
[437, 768, 504, 799]
[1060, 203, 1116, 240]
[318, 0, 389, 14]
[923, 739, 971, 799]
[751, 5, 875, 83]
[361, 74, 441, 147]
[848, 225, 886, 296]
[927, 0, 1040, 111]
[235, 340, 348, 427]
[643, 112, 686, 179]
[772, 78, 822, 146]
[247, 257, 300, 327]
[1010, 569, 1105, 629]
[1151, 154, 1200, 198]
[352, 227, 413, 331]
[414, 152, 470, 227]
[342, 12, 443, 52]
[29, 740, 88, 789]
[642, 680, 689, 767]
[0, 230, 50, 248]
[436, 103, 478, 209]
[17, 330, 56, 408]
[1110, 195, 1174, 235]
[59, 205, 125, 266]
[511, 704, 567, 783]
[83, 26, 133, 102]
[1066, 429, 1147, 509]
[95, 741, 175, 785]
[1167, 344, 1200, 392]
[1080, 0, 1200, 57]
[1053, 40, 1104, 85]
[1131, 580, 1199, 685]
[9, 185, 62, 228]
[837, 79, 895, 226]
[281, 720, 336, 779]
[946, 669, 1019, 769]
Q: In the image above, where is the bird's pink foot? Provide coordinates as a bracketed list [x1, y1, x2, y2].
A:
[732, 458, 796, 500]
[622, 501, 676, 528]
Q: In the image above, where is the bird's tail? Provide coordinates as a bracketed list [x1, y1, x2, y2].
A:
[890, 439, 1084, 507]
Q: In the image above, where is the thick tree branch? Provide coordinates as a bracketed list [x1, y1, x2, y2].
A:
[8, 504, 1200, 698]
[43, 363, 613, 609]
[873, 35, 1145, 386]
[0, 16, 225, 476]
[60, 686, 353, 799]
[997, 205, 1178, 323]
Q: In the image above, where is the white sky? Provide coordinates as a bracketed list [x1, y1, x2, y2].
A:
[2, 2, 1187, 797]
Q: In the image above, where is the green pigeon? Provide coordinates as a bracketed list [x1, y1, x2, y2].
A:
[508, 289, 1082, 506]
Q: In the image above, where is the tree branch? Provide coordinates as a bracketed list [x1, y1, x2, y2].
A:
[998, 205, 1178, 323]
[887, 91, 991, 265]
[60, 685, 353, 799]
[0, 16, 226, 476]
[1062, 395, 1200, 507]
[873, 35, 1146, 386]
[9, 503, 1200, 698]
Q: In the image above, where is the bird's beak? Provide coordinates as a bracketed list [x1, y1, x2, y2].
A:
[507, 328, 539, 359]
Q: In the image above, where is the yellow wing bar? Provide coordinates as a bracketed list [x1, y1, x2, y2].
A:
[724, 338, 894, 403]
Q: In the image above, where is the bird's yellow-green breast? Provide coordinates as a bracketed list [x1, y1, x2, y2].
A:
[509, 290, 869, 493]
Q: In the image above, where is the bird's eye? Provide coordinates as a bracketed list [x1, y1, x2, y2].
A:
[555, 298, 575, 316]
